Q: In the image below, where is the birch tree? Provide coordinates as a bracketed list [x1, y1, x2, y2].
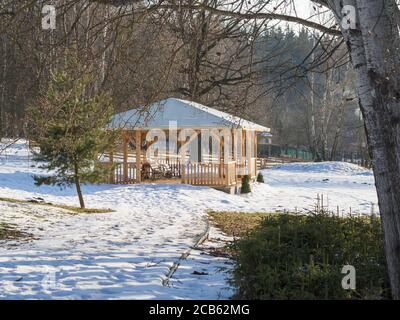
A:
[315, 0, 400, 299]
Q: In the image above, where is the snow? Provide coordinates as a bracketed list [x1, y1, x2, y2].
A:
[0, 140, 378, 299]
[110, 97, 270, 131]
[273, 161, 373, 176]
[256, 162, 377, 214]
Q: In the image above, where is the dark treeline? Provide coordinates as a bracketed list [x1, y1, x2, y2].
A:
[254, 27, 368, 162]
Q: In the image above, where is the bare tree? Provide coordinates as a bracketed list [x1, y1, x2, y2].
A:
[90, 0, 400, 298]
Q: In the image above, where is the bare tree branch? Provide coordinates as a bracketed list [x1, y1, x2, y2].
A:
[92, 1, 342, 36]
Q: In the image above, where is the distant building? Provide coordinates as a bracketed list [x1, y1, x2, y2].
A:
[257, 132, 274, 157]
[257, 132, 313, 160]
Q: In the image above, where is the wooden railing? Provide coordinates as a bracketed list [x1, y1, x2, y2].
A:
[182, 161, 237, 186]
[256, 156, 311, 169]
[257, 158, 269, 169]
[100, 158, 256, 186]
[101, 162, 138, 184]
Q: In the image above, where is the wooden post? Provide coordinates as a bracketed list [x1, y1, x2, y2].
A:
[166, 129, 169, 164]
[232, 129, 238, 182]
[232, 129, 237, 162]
[219, 130, 223, 179]
[181, 152, 186, 183]
[247, 130, 252, 178]
[243, 130, 246, 173]
[135, 130, 142, 183]
[254, 131, 257, 177]
[181, 143, 186, 184]
[123, 132, 128, 183]
[241, 130, 246, 175]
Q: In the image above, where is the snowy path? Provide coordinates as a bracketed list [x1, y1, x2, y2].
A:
[0, 141, 378, 299]
[0, 199, 223, 299]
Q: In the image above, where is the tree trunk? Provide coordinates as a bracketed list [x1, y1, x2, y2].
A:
[309, 33, 321, 162]
[365, 82, 400, 300]
[321, 69, 335, 161]
[332, 0, 400, 298]
[74, 162, 85, 209]
[310, 33, 322, 162]
[330, 101, 344, 161]
[0, 33, 7, 137]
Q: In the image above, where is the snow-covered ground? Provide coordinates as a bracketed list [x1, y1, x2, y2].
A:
[0, 140, 378, 299]
[255, 161, 377, 215]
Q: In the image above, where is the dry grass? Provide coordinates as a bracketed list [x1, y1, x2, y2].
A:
[208, 210, 273, 237]
[0, 222, 32, 240]
[0, 197, 114, 214]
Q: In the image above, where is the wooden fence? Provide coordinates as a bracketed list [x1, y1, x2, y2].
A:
[182, 161, 237, 186]
[102, 162, 138, 184]
[257, 156, 310, 169]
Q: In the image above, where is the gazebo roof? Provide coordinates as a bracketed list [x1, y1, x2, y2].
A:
[109, 98, 270, 132]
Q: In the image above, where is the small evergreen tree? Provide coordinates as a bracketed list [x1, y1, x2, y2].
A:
[27, 64, 115, 208]
[241, 175, 251, 194]
[257, 172, 264, 183]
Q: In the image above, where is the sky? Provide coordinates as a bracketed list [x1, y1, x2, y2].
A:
[263, 0, 334, 32]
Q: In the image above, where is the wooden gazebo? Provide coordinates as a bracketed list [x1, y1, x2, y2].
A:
[103, 98, 270, 188]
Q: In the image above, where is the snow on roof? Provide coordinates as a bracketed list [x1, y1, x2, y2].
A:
[109, 98, 270, 132]
[258, 132, 273, 137]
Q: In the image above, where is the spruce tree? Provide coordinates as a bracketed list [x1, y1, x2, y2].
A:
[27, 64, 115, 208]
[257, 172, 264, 183]
[241, 175, 251, 194]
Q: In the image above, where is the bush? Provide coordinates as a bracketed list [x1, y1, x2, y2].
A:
[257, 172, 264, 183]
[231, 213, 390, 299]
[240, 175, 251, 194]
